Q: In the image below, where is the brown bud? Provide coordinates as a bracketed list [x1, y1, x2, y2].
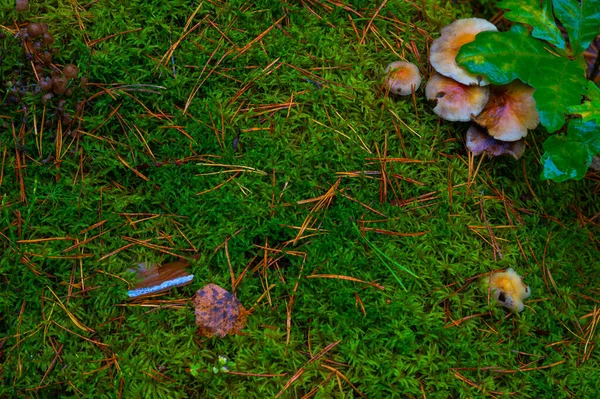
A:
[52, 77, 68, 94]
[39, 77, 52, 91]
[41, 92, 53, 103]
[16, 0, 28, 12]
[27, 23, 43, 38]
[42, 32, 54, 46]
[40, 51, 52, 64]
[63, 64, 79, 79]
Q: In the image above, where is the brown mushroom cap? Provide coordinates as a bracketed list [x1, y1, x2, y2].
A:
[466, 124, 525, 159]
[16, 0, 28, 12]
[63, 64, 79, 79]
[27, 23, 44, 38]
[425, 73, 490, 122]
[430, 18, 497, 86]
[384, 61, 422, 96]
[472, 80, 539, 142]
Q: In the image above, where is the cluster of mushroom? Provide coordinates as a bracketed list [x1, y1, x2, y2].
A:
[426, 18, 539, 159]
[5, 20, 83, 132]
[14, 22, 80, 103]
[383, 19, 539, 159]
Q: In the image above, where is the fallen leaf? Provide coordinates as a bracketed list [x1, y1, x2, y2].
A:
[193, 284, 247, 338]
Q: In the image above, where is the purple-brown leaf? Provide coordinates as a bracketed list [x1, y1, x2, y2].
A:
[193, 284, 247, 338]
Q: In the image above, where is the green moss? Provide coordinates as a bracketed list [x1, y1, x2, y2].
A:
[1, 0, 599, 398]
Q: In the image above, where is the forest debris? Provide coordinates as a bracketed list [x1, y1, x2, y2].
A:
[193, 284, 248, 337]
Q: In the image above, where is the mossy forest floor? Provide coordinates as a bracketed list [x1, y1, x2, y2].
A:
[1, 0, 600, 398]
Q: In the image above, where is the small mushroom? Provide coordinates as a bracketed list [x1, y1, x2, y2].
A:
[384, 61, 422, 96]
[63, 64, 79, 79]
[472, 80, 539, 142]
[425, 73, 490, 122]
[488, 268, 530, 313]
[27, 23, 43, 38]
[16, 0, 28, 12]
[466, 124, 525, 159]
[40, 51, 53, 65]
[39, 77, 52, 91]
[430, 18, 497, 86]
[52, 76, 68, 94]
[42, 31, 54, 46]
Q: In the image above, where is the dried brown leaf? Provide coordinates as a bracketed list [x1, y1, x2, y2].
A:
[193, 284, 247, 338]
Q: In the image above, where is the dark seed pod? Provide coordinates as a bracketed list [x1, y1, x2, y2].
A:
[34, 63, 44, 73]
[52, 77, 67, 94]
[18, 28, 28, 39]
[41, 92, 53, 103]
[27, 23, 43, 38]
[42, 32, 54, 46]
[65, 88, 73, 96]
[63, 64, 79, 79]
[57, 99, 66, 112]
[40, 51, 52, 64]
[39, 77, 52, 91]
[16, 0, 28, 12]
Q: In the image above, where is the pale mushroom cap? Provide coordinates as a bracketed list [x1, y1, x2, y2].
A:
[425, 73, 490, 122]
[430, 18, 497, 86]
[384, 61, 422, 96]
[466, 124, 525, 159]
[473, 80, 539, 142]
[489, 268, 530, 313]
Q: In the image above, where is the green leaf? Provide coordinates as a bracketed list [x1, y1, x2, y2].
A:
[540, 142, 590, 181]
[456, 25, 552, 85]
[567, 81, 600, 124]
[541, 119, 600, 181]
[499, 0, 566, 50]
[529, 57, 588, 132]
[553, 0, 600, 55]
[567, 118, 600, 154]
[457, 25, 587, 132]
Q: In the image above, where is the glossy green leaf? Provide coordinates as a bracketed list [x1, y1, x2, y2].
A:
[457, 25, 588, 132]
[528, 57, 588, 132]
[541, 119, 600, 181]
[553, 0, 600, 55]
[567, 81, 600, 124]
[566, 118, 600, 153]
[456, 25, 546, 84]
[499, 0, 566, 50]
[541, 138, 591, 181]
